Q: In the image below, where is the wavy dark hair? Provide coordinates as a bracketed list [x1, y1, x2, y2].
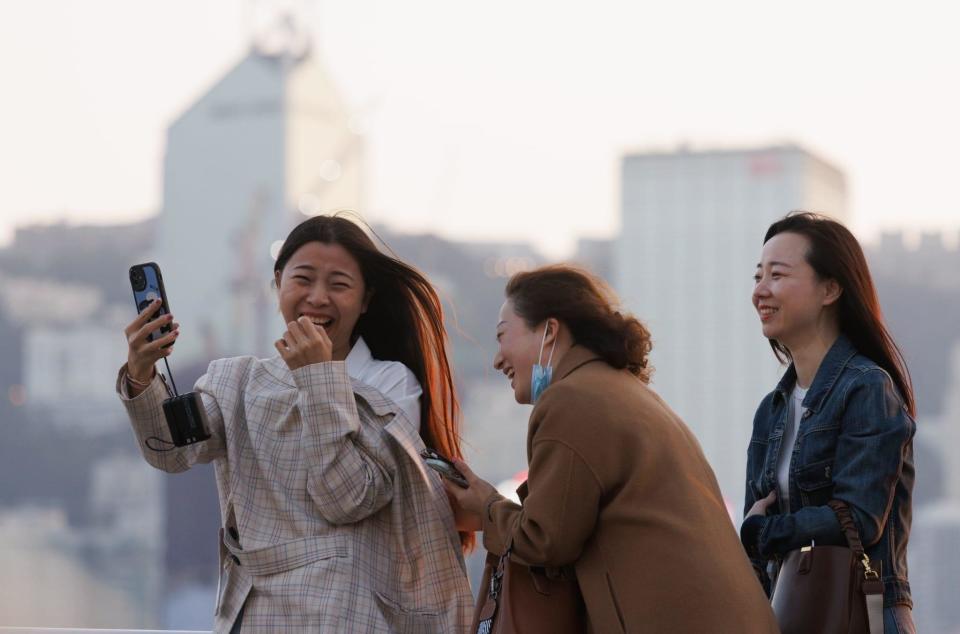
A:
[505, 265, 653, 383]
[764, 211, 915, 416]
[274, 214, 472, 549]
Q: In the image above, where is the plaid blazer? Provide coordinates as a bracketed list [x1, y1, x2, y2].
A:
[118, 356, 473, 633]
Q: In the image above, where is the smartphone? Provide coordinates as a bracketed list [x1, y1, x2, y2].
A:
[129, 262, 172, 345]
[421, 448, 469, 488]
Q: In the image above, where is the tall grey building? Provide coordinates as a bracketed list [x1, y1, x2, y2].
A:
[158, 27, 363, 364]
[616, 145, 847, 506]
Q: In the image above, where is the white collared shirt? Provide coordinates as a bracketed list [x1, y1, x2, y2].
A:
[345, 336, 422, 429]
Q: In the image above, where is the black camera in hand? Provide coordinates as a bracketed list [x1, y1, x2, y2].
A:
[162, 392, 211, 446]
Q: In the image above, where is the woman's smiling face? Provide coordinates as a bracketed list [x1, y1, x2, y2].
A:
[493, 299, 545, 404]
[752, 231, 838, 350]
[275, 241, 369, 361]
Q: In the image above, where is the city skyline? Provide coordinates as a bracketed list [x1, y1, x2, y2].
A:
[2, 195, 959, 629]
[2, 1, 960, 257]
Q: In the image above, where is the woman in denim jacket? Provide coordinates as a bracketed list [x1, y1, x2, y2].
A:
[741, 212, 917, 633]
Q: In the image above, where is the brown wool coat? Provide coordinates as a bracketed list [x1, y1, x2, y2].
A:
[482, 346, 779, 634]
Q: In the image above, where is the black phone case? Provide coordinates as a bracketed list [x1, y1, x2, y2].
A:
[129, 262, 172, 344]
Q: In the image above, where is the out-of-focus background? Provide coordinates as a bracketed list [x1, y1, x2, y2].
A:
[1, 0, 958, 630]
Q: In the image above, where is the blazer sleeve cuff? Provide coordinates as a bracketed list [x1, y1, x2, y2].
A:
[290, 360, 349, 391]
[116, 362, 169, 402]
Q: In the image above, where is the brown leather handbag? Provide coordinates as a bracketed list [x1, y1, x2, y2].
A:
[771, 500, 884, 634]
[470, 543, 587, 634]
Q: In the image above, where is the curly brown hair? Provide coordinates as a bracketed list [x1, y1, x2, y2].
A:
[505, 264, 654, 383]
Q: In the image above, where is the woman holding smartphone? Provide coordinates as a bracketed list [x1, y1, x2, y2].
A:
[119, 215, 473, 633]
[742, 212, 916, 633]
[444, 265, 778, 633]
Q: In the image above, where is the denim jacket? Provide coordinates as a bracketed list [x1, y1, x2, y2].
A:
[740, 334, 916, 608]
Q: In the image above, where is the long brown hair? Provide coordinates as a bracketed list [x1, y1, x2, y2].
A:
[763, 211, 915, 416]
[275, 214, 472, 549]
[505, 264, 654, 383]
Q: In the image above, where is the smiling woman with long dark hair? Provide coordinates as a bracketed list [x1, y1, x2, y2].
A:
[117, 214, 472, 633]
[742, 212, 917, 633]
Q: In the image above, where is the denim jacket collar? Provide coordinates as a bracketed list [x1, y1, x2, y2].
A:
[772, 334, 859, 414]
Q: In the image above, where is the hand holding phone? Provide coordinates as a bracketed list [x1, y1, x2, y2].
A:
[126, 263, 179, 386]
[125, 262, 209, 447]
[421, 448, 469, 488]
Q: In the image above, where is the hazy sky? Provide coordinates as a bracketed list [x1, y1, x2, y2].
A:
[2, 0, 958, 256]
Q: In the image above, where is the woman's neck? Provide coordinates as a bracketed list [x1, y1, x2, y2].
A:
[787, 326, 840, 389]
[333, 335, 360, 362]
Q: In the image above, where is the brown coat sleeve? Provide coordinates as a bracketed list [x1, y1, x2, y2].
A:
[482, 393, 603, 565]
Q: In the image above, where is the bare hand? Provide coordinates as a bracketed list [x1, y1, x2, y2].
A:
[746, 490, 778, 519]
[124, 299, 180, 386]
[275, 317, 334, 370]
[442, 458, 498, 531]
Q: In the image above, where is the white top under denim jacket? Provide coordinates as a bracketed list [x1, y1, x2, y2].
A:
[775, 385, 808, 511]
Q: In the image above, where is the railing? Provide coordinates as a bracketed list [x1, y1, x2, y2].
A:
[0, 629, 210, 633]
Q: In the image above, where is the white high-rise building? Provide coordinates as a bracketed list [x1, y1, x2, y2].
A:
[616, 145, 847, 506]
[158, 28, 363, 364]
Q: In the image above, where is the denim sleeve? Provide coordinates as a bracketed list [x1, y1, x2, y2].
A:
[742, 393, 774, 520]
[742, 402, 772, 593]
[740, 510, 772, 594]
[830, 369, 915, 546]
[751, 369, 914, 557]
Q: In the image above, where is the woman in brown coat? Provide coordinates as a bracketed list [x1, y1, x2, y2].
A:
[445, 265, 778, 634]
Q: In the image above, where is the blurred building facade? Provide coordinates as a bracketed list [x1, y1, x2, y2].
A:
[23, 324, 128, 432]
[0, 496, 162, 629]
[615, 144, 848, 504]
[159, 34, 363, 364]
[910, 341, 960, 632]
[910, 502, 960, 633]
[872, 230, 960, 292]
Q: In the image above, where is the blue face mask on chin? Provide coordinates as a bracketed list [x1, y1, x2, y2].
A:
[530, 325, 557, 404]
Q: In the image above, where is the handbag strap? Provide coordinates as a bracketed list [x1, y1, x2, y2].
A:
[827, 500, 865, 561]
[827, 500, 880, 578]
[488, 539, 514, 600]
[827, 500, 884, 634]
[475, 541, 514, 634]
[827, 500, 865, 557]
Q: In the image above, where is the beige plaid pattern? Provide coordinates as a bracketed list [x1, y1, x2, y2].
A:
[118, 356, 472, 633]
